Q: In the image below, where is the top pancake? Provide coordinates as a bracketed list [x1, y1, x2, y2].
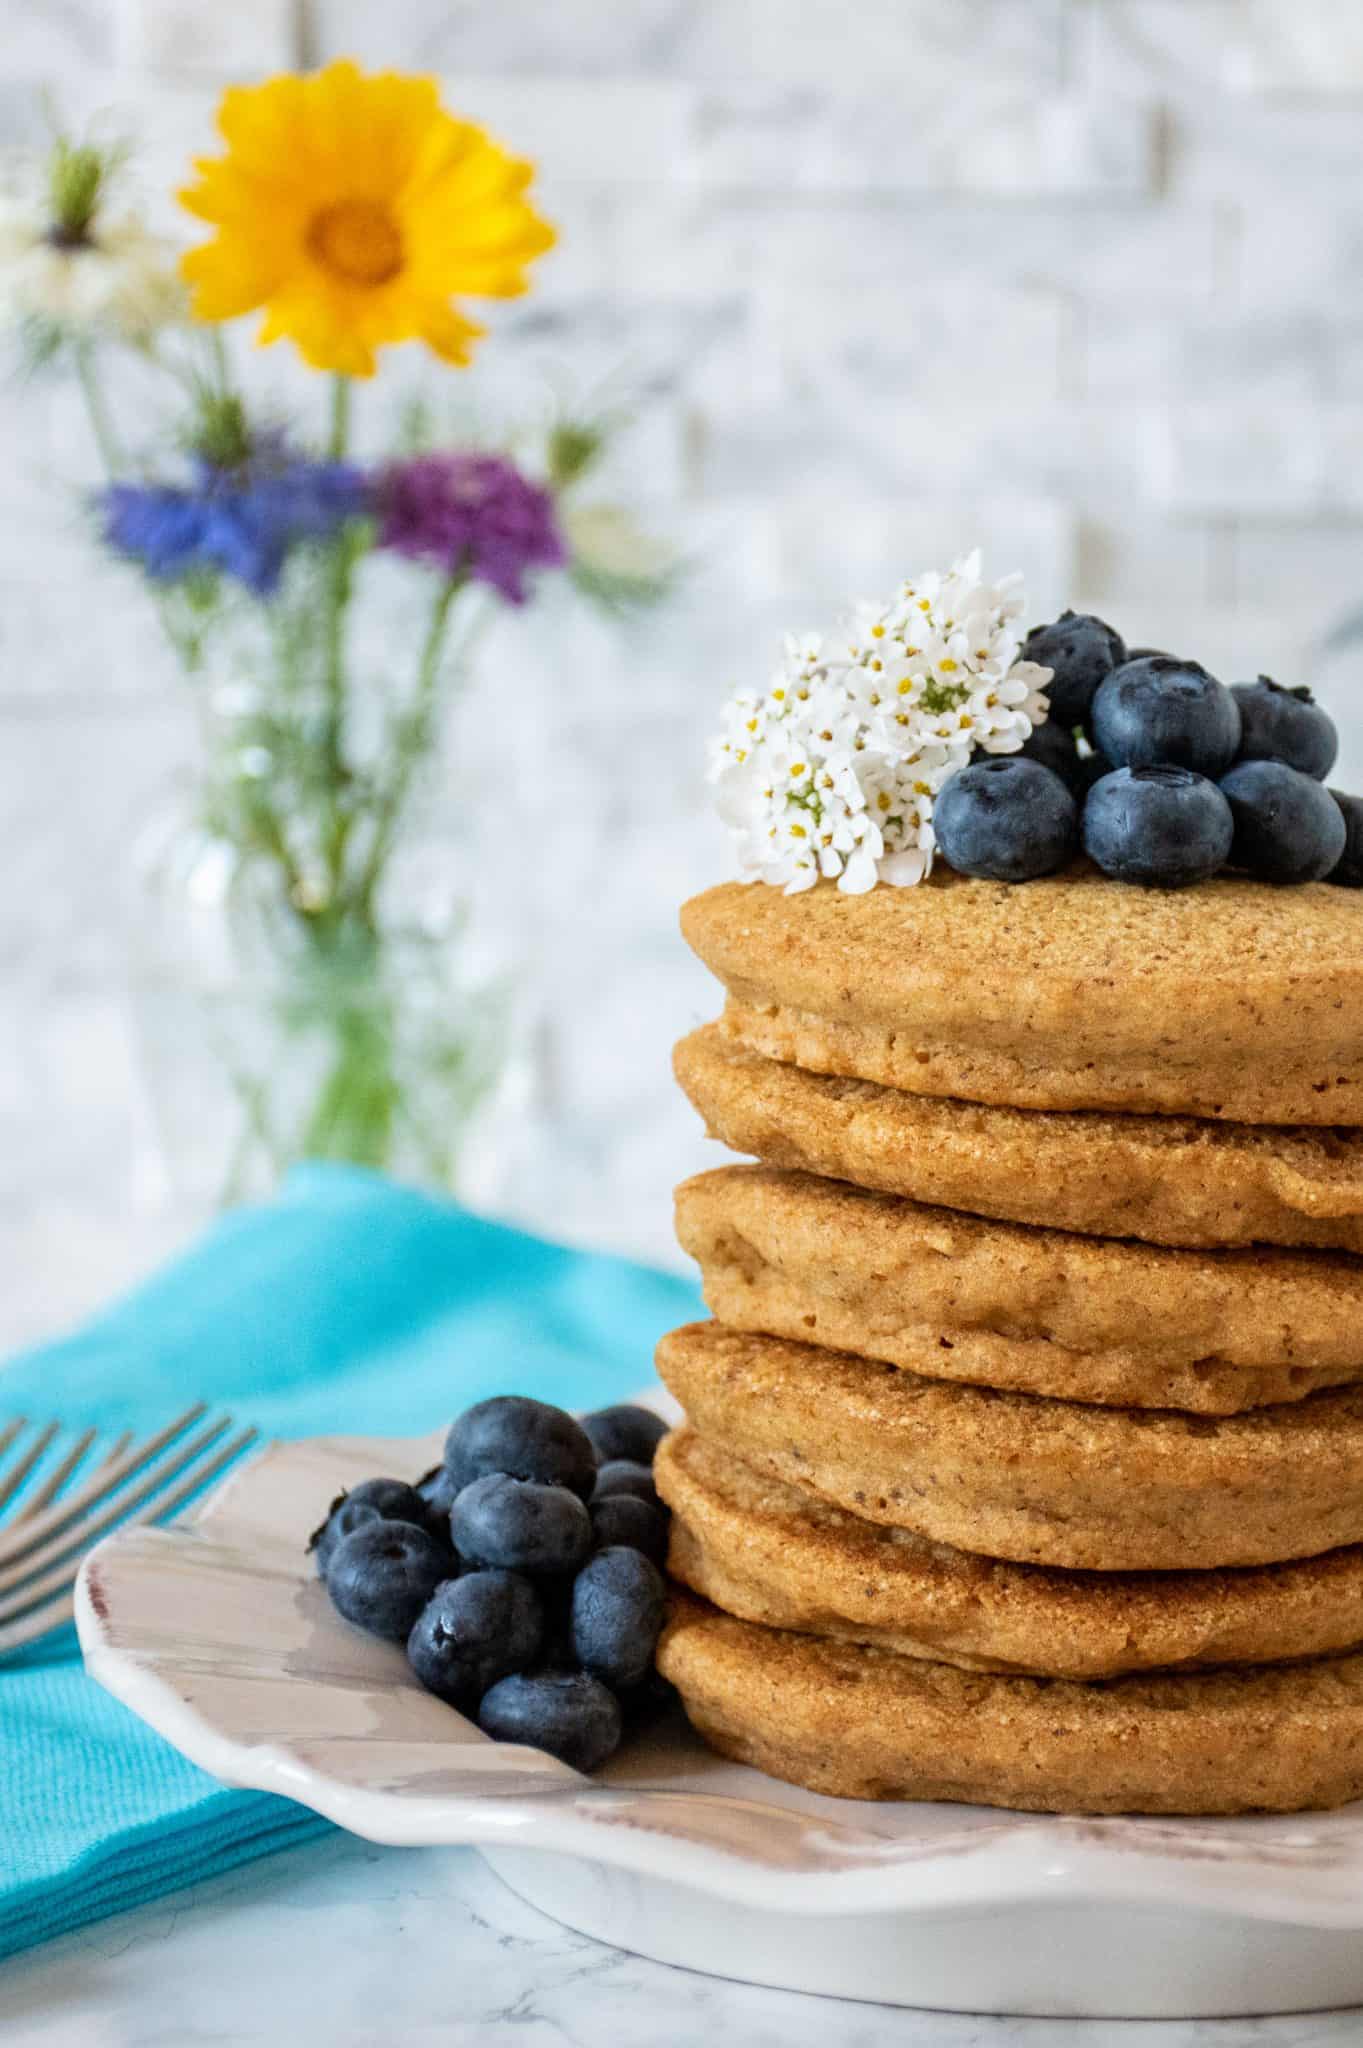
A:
[681, 867, 1363, 1125]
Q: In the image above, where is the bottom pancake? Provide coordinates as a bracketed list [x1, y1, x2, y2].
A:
[657, 1589, 1363, 1814]
[657, 1428, 1363, 1679]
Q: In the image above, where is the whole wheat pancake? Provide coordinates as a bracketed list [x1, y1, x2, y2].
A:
[659, 1428, 1363, 1679]
[681, 870, 1363, 1125]
[675, 1165, 1363, 1413]
[656, 1321, 1363, 1572]
[658, 1590, 1363, 1813]
[675, 1026, 1363, 1256]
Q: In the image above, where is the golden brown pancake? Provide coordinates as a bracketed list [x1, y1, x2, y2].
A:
[656, 1321, 1363, 1572]
[659, 1427, 1363, 1679]
[658, 1589, 1363, 1814]
[675, 1025, 1363, 1255]
[675, 1164, 1363, 1412]
[681, 870, 1363, 1125]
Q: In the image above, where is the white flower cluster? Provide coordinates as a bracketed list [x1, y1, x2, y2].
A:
[708, 550, 1053, 894]
[0, 197, 185, 345]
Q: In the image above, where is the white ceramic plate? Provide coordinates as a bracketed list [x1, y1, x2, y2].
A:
[76, 1427, 1363, 2020]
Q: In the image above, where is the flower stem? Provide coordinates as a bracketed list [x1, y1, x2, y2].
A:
[209, 325, 231, 393]
[318, 376, 357, 903]
[327, 374, 351, 460]
[319, 530, 359, 901]
[73, 341, 122, 475]
[356, 572, 466, 918]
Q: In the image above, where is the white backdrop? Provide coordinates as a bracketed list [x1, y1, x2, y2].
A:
[4, 0, 1363, 1342]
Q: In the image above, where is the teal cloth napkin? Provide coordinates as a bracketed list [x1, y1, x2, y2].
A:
[0, 1164, 701, 1960]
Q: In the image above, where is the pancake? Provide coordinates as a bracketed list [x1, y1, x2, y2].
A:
[675, 1165, 1363, 1413]
[658, 1428, 1363, 1679]
[680, 870, 1363, 1125]
[657, 1589, 1363, 1813]
[656, 1321, 1363, 1572]
[675, 1026, 1363, 1256]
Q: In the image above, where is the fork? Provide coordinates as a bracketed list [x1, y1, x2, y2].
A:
[0, 1407, 258, 1656]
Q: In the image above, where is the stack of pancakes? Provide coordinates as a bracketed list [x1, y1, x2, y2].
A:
[653, 868, 1363, 1814]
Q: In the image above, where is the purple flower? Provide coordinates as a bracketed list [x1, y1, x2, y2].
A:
[102, 445, 367, 596]
[376, 452, 565, 605]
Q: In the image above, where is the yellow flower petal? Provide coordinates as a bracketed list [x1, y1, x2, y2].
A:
[179, 58, 552, 375]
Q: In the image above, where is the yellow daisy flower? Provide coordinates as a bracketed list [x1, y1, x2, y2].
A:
[179, 60, 555, 377]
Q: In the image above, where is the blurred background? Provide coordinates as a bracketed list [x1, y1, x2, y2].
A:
[2, 0, 1362, 1346]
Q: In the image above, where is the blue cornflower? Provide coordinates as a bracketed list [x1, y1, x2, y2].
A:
[101, 445, 368, 596]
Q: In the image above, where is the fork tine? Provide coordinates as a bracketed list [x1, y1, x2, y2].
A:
[126, 1424, 258, 1526]
[0, 1415, 240, 1597]
[12, 1428, 134, 1528]
[0, 1590, 76, 1656]
[0, 1422, 59, 1517]
[0, 1426, 258, 1636]
[0, 1418, 26, 1468]
[14, 1428, 98, 1522]
[0, 1405, 207, 1572]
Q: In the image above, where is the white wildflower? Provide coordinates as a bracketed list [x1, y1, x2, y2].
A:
[0, 195, 185, 345]
[561, 501, 674, 584]
[709, 550, 1054, 893]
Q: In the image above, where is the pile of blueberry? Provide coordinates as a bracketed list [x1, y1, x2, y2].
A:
[934, 612, 1363, 890]
[309, 1396, 671, 1773]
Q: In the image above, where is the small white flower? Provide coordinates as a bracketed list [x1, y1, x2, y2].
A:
[0, 195, 185, 343]
[561, 501, 674, 584]
[708, 550, 1054, 893]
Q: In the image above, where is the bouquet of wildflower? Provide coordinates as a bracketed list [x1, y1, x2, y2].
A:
[2, 66, 673, 1191]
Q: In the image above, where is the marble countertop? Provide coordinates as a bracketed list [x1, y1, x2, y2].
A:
[0, 1830, 1358, 2048]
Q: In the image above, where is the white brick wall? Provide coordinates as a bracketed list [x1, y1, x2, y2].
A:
[4, 0, 1363, 1343]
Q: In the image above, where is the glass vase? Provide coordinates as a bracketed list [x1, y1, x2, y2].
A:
[129, 780, 520, 1209]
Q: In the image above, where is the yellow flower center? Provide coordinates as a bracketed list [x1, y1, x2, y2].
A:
[307, 199, 404, 287]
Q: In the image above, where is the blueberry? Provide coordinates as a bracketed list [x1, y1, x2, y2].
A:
[1020, 717, 1079, 784]
[532, 1580, 579, 1671]
[592, 1460, 658, 1507]
[406, 1570, 543, 1711]
[1074, 748, 1116, 797]
[451, 1472, 592, 1577]
[934, 757, 1078, 882]
[414, 1462, 462, 1538]
[1090, 656, 1241, 777]
[445, 1397, 596, 1503]
[346, 1477, 429, 1518]
[1022, 611, 1126, 729]
[589, 1494, 670, 1567]
[325, 1519, 450, 1642]
[1082, 766, 1232, 888]
[580, 1405, 669, 1469]
[571, 1546, 667, 1691]
[1219, 760, 1348, 884]
[1232, 677, 1338, 781]
[478, 1670, 623, 1773]
[1020, 721, 1115, 801]
[619, 1668, 680, 1729]
[309, 1498, 381, 1575]
[1328, 791, 1363, 887]
[308, 1476, 428, 1575]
